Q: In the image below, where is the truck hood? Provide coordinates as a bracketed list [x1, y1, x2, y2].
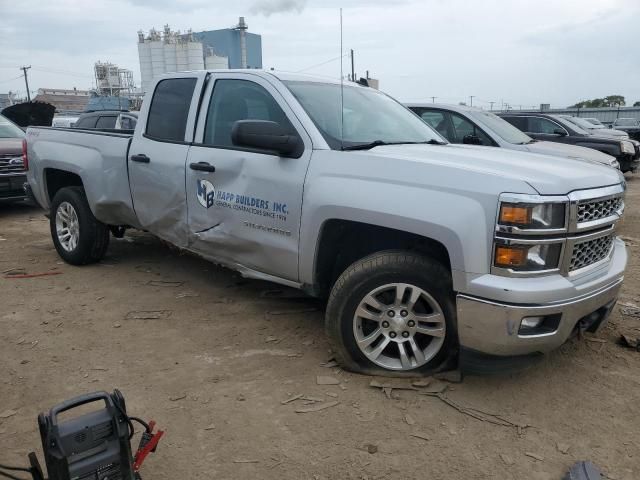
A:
[587, 128, 628, 139]
[365, 143, 623, 195]
[524, 140, 617, 167]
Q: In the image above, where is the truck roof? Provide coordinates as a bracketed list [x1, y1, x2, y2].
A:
[157, 69, 359, 87]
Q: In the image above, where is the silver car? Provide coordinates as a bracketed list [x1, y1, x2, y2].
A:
[406, 103, 620, 169]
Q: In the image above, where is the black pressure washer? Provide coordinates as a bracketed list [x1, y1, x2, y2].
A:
[0, 390, 163, 480]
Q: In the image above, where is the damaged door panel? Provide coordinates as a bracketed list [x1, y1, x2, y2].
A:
[128, 73, 207, 247]
[185, 73, 312, 281]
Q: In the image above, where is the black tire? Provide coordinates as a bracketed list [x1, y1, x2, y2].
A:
[50, 187, 110, 265]
[325, 251, 457, 376]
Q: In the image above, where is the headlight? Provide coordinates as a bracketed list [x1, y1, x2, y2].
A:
[621, 141, 635, 155]
[612, 159, 620, 170]
[497, 202, 566, 230]
[494, 241, 563, 272]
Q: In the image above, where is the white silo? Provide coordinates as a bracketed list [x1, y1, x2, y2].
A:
[186, 41, 204, 71]
[176, 42, 189, 72]
[205, 53, 229, 70]
[137, 31, 153, 93]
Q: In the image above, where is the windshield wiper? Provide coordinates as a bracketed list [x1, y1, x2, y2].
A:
[342, 139, 445, 151]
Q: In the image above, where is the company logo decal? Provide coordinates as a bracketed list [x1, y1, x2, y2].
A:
[196, 179, 216, 209]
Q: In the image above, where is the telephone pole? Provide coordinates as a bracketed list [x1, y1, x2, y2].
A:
[350, 49, 355, 82]
[20, 66, 32, 102]
[430, 96, 437, 103]
[489, 101, 495, 111]
[469, 95, 475, 107]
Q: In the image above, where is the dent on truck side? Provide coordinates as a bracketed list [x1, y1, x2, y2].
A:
[298, 150, 523, 293]
[28, 128, 140, 228]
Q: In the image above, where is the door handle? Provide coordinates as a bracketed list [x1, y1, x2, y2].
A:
[189, 162, 216, 173]
[131, 154, 150, 163]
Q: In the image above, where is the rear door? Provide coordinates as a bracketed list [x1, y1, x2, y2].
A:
[128, 73, 207, 247]
[184, 73, 312, 281]
[95, 115, 117, 129]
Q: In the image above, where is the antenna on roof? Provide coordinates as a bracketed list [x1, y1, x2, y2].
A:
[340, 8, 344, 151]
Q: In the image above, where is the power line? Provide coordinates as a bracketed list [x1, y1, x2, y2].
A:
[0, 75, 24, 84]
[296, 53, 349, 73]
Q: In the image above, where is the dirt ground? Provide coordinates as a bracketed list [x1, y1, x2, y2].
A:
[1, 176, 639, 480]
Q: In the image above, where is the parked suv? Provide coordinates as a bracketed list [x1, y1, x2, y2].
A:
[611, 118, 640, 141]
[73, 111, 138, 130]
[406, 104, 619, 169]
[499, 112, 639, 173]
[0, 114, 27, 202]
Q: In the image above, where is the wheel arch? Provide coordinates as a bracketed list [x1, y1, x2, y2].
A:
[308, 218, 460, 298]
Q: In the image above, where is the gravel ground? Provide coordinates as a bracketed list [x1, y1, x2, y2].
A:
[1, 174, 639, 480]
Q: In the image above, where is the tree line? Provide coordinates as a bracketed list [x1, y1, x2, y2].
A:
[570, 95, 640, 108]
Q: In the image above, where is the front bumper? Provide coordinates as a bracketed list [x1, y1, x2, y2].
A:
[0, 173, 27, 201]
[456, 238, 626, 358]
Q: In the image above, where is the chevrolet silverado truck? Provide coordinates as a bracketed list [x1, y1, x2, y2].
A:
[25, 70, 628, 375]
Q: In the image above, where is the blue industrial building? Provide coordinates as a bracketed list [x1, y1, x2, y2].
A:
[193, 26, 262, 69]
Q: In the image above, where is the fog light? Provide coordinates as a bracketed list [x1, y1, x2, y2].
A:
[521, 316, 544, 329]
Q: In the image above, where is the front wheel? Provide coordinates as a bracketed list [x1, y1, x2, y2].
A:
[325, 251, 457, 376]
[50, 187, 110, 265]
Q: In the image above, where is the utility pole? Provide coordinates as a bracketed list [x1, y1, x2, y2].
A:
[20, 66, 32, 102]
[430, 96, 436, 103]
[469, 95, 475, 107]
[489, 101, 495, 111]
[350, 49, 355, 82]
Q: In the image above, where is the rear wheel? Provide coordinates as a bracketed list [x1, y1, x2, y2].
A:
[50, 187, 110, 265]
[326, 251, 457, 376]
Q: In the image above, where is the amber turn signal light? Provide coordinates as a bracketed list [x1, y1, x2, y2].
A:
[499, 205, 532, 225]
[495, 245, 528, 268]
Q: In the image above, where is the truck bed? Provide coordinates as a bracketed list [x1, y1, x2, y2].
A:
[26, 126, 141, 227]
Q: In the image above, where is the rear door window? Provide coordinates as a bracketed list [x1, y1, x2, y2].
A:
[75, 116, 98, 129]
[413, 109, 452, 140]
[95, 116, 117, 129]
[146, 78, 197, 142]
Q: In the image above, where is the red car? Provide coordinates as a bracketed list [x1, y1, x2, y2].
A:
[0, 114, 26, 201]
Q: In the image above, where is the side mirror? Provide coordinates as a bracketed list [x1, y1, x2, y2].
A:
[462, 134, 482, 145]
[553, 128, 567, 136]
[231, 120, 302, 157]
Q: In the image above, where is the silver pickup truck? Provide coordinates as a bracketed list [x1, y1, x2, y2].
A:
[25, 70, 628, 375]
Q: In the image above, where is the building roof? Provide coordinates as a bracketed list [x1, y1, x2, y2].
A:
[33, 88, 90, 113]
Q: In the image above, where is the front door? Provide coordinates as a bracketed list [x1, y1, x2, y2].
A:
[185, 74, 312, 281]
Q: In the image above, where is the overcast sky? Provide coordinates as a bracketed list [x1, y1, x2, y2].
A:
[1, 0, 639, 108]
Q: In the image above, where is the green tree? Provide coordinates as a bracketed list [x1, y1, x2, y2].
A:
[570, 95, 626, 108]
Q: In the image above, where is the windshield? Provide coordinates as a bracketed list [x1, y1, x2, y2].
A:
[553, 116, 589, 135]
[0, 115, 25, 139]
[585, 118, 604, 126]
[615, 118, 639, 127]
[565, 116, 598, 130]
[471, 110, 531, 144]
[284, 81, 445, 149]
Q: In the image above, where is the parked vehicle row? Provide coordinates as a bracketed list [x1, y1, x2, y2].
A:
[405, 104, 620, 169]
[24, 70, 627, 376]
[0, 114, 27, 202]
[498, 112, 639, 173]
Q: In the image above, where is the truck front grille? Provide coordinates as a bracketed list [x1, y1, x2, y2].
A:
[0, 154, 25, 174]
[569, 234, 614, 271]
[576, 196, 623, 224]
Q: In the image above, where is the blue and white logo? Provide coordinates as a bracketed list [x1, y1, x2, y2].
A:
[196, 179, 216, 209]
